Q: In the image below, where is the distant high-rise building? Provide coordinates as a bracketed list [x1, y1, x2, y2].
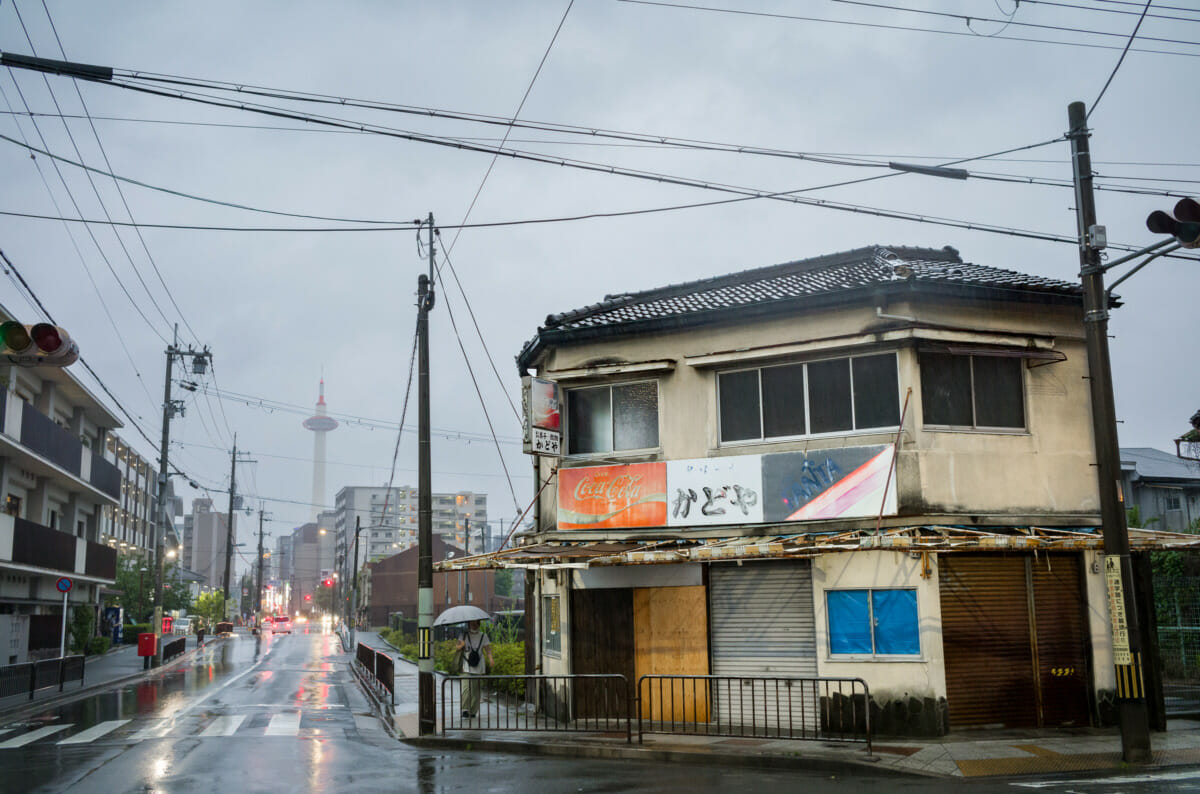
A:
[185, 498, 235, 590]
[302, 379, 338, 521]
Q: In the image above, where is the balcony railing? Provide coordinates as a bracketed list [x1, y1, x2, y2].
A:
[2, 515, 116, 581]
[20, 402, 81, 476]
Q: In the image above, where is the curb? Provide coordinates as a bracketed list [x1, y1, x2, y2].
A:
[0, 636, 222, 722]
[400, 734, 913, 777]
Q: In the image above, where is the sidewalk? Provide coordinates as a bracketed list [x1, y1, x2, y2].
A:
[352, 632, 1200, 779]
[0, 633, 211, 718]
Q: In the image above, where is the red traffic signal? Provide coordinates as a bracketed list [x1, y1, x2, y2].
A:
[322, 578, 333, 587]
[304, 594, 312, 602]
[1147, 197, 1200, 248]
[0, 321, 78, 367]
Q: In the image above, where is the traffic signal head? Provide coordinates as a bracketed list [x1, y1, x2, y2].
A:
[0, 322, 78, 367]
[1147, 197, 1200, 247]
[322, 578, 333, 587]
[304, 594, 312, 602]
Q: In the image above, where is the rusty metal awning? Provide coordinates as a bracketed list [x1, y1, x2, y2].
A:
[436, 525, 1200, 572]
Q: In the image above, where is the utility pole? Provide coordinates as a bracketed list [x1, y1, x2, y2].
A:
[417, 212, 436, 736]
[154, 324, 210, 667]
[1068, 100, 1151, 763]
[255, 508, 270, 617]
[350, 515, 361, 647]
[222, 437, 255, 622]
[464, 513, 470, 605]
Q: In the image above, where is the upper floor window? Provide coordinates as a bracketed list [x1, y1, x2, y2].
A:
[566, 381, 659, 454]
[718, 352, 900, 443]
[920, 351, 1025, 430]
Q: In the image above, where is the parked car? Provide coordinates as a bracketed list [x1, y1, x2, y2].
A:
[272, 615, 292, 634]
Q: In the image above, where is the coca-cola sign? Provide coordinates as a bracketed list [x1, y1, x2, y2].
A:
[557, 462, 667, 529]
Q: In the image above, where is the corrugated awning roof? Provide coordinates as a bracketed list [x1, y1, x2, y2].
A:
[437, 525, 1200, 571]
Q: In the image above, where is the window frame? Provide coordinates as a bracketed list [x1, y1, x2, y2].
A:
[919, 350, 1028, 432]
[825, 587, 921, 660]
[717, 350, 901, 446]
[564, 378, 661, 457]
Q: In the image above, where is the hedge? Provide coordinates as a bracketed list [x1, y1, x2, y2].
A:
[123, 623, 151, 644]
[86, 636, 112, 656]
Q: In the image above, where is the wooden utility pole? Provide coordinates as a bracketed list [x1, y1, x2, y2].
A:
[1068, 100, 1151, 762]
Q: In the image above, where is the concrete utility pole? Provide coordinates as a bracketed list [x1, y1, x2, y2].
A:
[350, 515, 361, 647]
[223, 437, 238, 621]
[1068, 100, 1151, 763]
[255, 509, 270, 616]
[154, 324, 209, 667]
[417, 212, 436, 736]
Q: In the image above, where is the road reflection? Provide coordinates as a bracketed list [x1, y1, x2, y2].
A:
[27, 635, 260, 728]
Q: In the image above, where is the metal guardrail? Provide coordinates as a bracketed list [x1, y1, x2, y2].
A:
[355, 642, 395, 705]
[440, 674, 632, 743]
[636, 675, 871, 751]
[0, 655, 86, 700]
[161, 636, 187, 663]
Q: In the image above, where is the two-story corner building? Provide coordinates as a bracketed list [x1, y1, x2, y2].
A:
[0, 317, 123, 663]
[450, 244, 1200, 737]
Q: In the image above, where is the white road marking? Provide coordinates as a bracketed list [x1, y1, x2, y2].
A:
[1012, 769, 1200, 788]
[264, 712, 301, 736]
[0, 729, 13, 738]
[0, 725, 70, 748]
[130, 719, 167, 741]
[57, 719, 131, 745]
[199, 715, 246, 737]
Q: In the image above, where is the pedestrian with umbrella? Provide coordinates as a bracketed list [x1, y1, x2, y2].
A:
[435, 606, 493, 719]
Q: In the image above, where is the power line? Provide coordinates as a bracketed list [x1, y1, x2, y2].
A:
[613, 0, 1200, 57]
[1087, 0, 1153, 120]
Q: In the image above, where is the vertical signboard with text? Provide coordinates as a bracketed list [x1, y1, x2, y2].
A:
[522, 375, 562, 457]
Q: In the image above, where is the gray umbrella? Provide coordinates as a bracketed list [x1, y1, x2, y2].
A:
[433, 605, 491, 626]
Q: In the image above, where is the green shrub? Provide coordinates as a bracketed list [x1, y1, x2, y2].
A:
[69, 608, 94, 655]
[87, 636, 112, 656]
[124, 623, 151, 643]
[488, 642, 525, 697]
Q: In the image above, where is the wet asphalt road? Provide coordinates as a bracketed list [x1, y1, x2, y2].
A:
[5, 628, 1200, 793]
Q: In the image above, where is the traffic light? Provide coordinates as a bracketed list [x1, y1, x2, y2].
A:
[1146, 197, 1200, 247]
[0, 322, 79, 367]
[304, 594, 312, 602]
[322, 578, 333, 587]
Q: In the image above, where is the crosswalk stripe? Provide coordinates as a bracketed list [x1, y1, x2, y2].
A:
[264, 712, 300, 736]
[199, 715, 246, 737]
[58, 719, 131, 745]
[0, 725, 70, 748]
[131, 719, 167, 741]
[0, 729, 14, 738]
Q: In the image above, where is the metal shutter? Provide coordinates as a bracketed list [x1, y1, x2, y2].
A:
[940, 553, 1091, 729]
[939, 555, 1037, 728]
[709, 561, 818, 731]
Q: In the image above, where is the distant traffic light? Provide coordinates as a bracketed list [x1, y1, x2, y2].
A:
[1147, 198, 1200, 247]
[322, 578, 333, 587]
[0, 322, 78, 367]
[304, 594, 312, 602]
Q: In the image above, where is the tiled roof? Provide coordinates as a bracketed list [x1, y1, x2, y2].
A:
[541, 245, 1079, 332]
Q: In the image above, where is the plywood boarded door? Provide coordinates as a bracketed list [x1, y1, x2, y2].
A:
[634, 585, 709, 722]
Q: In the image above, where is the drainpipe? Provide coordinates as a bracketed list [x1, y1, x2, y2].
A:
[876, 306, 916, 323]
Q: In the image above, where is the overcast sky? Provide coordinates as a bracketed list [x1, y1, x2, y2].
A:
[1, 1, 1196, 577]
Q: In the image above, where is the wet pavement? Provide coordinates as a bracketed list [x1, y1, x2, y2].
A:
[0, 626, 396, 793]
[352, 631, 1200, 781]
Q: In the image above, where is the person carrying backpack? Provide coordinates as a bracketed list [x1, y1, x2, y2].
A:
[455, 620, 493, 719]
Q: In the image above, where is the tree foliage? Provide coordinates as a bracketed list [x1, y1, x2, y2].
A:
[105, 554, 193, 621]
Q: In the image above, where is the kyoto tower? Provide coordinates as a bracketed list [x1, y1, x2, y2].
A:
[302, 379, 339, 520]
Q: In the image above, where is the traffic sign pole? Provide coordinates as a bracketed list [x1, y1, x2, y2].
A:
[56, 577, 73, 657]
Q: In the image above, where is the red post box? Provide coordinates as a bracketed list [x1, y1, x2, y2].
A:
[137, 632, 158, 657]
